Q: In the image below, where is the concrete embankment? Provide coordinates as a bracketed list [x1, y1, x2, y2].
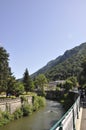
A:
[0, 96, 32, 114]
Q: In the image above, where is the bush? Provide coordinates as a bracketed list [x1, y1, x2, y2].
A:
[20, 96, 27, 103]
[0, 111, 3, 119]
[13, 109, 23, 119]
[63, 80, 73, 91]
[37, 96, 46, 107]
[56, 86, 60, 91]
[33, 100, 39, 111]
[0, 118, 9, 126]
[0, 111, 13, 126]
[33, 96, 46, 111]
[2, 111, 13, 121]
[22, 105, 32, 116]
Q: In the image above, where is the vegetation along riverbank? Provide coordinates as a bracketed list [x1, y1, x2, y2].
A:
[0, 94, 46, 127]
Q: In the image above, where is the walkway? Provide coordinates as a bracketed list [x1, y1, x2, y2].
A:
[80, 99, 86, 130]
[80, 107, 86, 130]
[75, 107, 82, 130]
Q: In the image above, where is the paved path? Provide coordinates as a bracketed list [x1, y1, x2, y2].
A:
[80, 107, 86, 130]
[75, 107, 82, 130]
[80, 97, 86, 130]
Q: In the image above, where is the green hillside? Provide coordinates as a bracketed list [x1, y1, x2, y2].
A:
[31, 42, 86, 81]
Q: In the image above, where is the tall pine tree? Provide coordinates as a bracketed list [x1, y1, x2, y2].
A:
[23, 68, 34, 93]
[0, 46, 10, 92]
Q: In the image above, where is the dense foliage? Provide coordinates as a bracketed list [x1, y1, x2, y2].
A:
[33, 96, 46, 111]
[23, 68, 34, 93]
[61, 92, 77, 111]
[78, 58, 86, 87]
[0, 47, 10, 93]
[31, 42, 86, 81]
[34, 74, 48, 96]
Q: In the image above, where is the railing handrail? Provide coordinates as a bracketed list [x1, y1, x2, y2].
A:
[50, 94, 80, 130]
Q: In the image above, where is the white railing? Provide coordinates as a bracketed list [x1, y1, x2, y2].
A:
[50, 95, 80, 130]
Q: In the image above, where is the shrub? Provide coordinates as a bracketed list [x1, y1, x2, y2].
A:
[22, 105, 32, 116]
[20, 96, 27, 103]
[0, 118, 9, 126]
[33, 100, 39, 111]
[33, 96, 46, 111]
[0, 111, 3, 119]
[2, 111, 13, 121]
[0, 111, 13, 126]
[13, 109, 23, 119]
[37, 96, 46, 107]
[56, 86, 60, 91]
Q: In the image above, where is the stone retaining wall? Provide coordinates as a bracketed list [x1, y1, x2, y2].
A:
[0, 96, 32, 114]
[0, 102, 6, 112]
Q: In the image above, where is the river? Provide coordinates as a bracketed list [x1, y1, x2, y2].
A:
[0, 100, 65, 130]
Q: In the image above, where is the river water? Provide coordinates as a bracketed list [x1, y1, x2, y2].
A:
[0, 100, 65, 130]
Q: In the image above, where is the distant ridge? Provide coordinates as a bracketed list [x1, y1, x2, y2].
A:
[31, 42, 86, 80]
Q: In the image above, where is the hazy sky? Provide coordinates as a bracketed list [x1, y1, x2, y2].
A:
[0, 0, 86, 78]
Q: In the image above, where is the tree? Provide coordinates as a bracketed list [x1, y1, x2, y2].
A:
[35, 74, 48, 96]
[79, 58, 86, 87]
[6, 75, 16, 96]
[7, 75, 24, 97]
[14, 82, 24, 97]
[67, 76, 77, 87]
[81, 58, 86, 72]
[63, 79, 73, 92]
[0, 46, 10, 93]
[23, 68, 34, 93]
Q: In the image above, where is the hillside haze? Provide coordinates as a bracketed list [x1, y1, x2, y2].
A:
[31, 42, 86, 80]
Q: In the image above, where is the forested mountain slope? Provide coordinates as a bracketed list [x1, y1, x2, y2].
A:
[31, 42, 86, 80]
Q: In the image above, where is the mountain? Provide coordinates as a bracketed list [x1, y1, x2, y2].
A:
[31, 42, 86, 80]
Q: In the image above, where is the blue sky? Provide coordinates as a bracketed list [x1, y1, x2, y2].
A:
[0, 0, 86, 79]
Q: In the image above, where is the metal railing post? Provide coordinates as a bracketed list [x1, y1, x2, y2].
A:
[59, 123, 63, 130]
[79, 98, 80, 111]
[72, 108, 76, 130]
[77, 103, 79, 119]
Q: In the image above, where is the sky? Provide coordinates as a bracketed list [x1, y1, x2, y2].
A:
[0, 0, 86, 79]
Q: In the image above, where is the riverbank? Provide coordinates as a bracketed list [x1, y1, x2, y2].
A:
[0, 95, 46, 127]
[0, 100, 64, 130]
[0, 91, 78, 128]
